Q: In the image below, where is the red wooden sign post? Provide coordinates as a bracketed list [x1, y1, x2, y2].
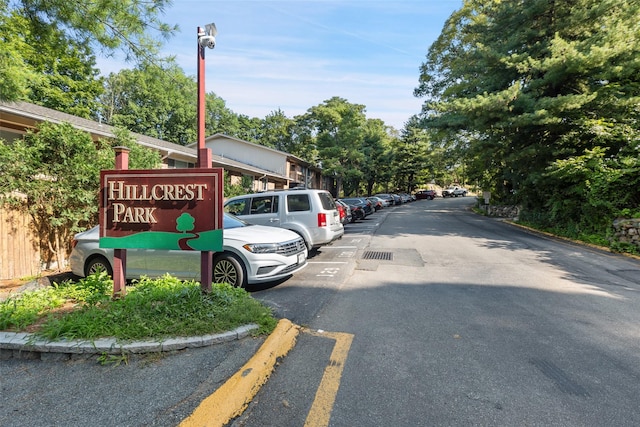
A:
[112, 146, 129, 297]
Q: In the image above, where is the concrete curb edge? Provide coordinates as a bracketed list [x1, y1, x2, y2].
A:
[0, 323, 259, 359]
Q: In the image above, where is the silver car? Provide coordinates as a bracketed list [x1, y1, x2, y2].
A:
[69, 213, 308, 288]
[224, 189, 344, 251]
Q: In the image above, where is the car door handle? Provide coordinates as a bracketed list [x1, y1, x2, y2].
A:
[269, 218, 280, 223]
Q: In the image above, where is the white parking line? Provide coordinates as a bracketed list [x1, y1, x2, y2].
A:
[307, 261, 348, 264]
[321, 246, 358, 249]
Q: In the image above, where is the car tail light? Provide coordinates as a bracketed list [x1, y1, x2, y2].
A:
[317, 212, 327, 227]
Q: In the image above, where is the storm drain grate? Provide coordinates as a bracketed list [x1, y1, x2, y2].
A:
[362, 250, 393, 261]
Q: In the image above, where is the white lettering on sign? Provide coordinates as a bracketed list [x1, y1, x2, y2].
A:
[108, 181, 208, 201]
[112, 203, 158, 223]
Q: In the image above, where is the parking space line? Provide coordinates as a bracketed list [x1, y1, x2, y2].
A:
[303, 329, 354, 427]
[307, 261, 348, 264]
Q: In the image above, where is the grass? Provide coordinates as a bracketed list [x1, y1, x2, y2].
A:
[0, 272, 277, 341]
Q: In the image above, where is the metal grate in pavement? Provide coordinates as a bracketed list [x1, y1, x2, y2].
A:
[362, 250, 393, 261]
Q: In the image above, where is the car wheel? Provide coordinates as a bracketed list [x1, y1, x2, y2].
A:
[85, 256, 113, 278]
[213, 253, 246, 288]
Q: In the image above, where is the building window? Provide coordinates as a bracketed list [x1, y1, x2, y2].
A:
[167, 158, 195, 169]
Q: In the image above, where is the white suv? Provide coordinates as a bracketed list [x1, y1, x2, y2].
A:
[224, 189, 344, 250]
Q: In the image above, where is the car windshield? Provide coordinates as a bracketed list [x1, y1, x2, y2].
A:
[223, 212, 249, 229]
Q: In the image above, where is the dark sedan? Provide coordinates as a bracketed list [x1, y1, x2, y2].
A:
[340, 198, 374, 219]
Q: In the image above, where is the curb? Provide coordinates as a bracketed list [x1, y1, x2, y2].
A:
[503, 219, 640, 261]
[0, 324, 259, 360]
[179, 318, 300, 427]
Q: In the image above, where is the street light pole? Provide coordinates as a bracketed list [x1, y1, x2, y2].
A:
[197, 23, 217, 292]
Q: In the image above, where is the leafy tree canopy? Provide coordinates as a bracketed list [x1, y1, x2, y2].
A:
[101, 61, 197, 144]
[0, 0, 176, 107]
[299, 97, 367, 195]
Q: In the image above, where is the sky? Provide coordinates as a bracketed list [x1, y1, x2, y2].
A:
[99, 0, 463, 130]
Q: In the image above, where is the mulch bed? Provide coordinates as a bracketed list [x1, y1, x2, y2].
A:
[0, 270, 78, 301]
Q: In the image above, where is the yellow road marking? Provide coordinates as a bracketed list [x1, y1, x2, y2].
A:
[303, 329, 354, 427]
[179, 319, 299, 427]
[179, 322, 353, 427]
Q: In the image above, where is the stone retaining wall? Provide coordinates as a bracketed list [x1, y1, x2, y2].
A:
[483, 209, 640, 250]
[484, 205, 520, 219]
[613, 218, 640, 249]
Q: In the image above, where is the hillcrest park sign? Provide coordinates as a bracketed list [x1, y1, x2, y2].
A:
[99, 169, 224, 252]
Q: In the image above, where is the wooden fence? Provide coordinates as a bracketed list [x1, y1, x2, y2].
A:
[0, 207, 41, 280]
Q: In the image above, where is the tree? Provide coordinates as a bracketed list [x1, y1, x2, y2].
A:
[361, 119, 394, 195]
[390, 135, 426, 194]
[1, 0, 176, 103]
[0, 8, 40, 101]
[416, 0, 640, 214]
[299, 97, 367, 196]
[288, 119, 319, 163]
[0, 122, 160, 270]
[259, 109, 295, 151]
[204, 93, 246, 139]
[22, 15, 104, 117]
[235, 115, 264, 143]
[101, 62, 197, 145]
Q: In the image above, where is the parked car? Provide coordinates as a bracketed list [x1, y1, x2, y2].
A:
[399, 193, 413, 203]
[415, 189, 437, 200]
[224, 188, 344, 251]
[366, 196, 385, 211]
[442, 186, 468, 197]
[334, 199, 352, 225]
[372, 196, 391, 208]
[391, 194, 403, 205]
[349, 204, 366, 221]
[373, 193, 395, 206]
[341, 198, 374, 217]
[339, 199, 365, 222]
[69, 213, 308, 288]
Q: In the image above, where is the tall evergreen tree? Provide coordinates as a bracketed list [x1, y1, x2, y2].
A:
[416, 0, 640, 212]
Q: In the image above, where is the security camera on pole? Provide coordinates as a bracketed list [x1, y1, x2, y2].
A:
[196, 23, 216, 169]
[197, 23, 217, 292]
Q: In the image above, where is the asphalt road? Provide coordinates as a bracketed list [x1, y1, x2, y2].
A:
[3, 197, 640, 427]
[236, 196, 640, 426]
